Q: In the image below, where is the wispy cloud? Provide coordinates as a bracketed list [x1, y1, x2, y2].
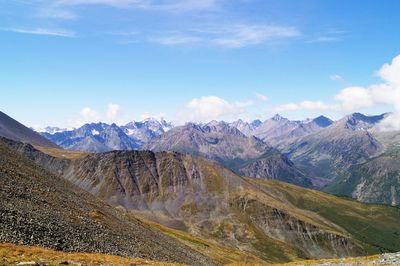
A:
[330, 74, 350, 87]
[307, 29, 346, 43]
[211, 24, 300, 48]
[150, 24, 301, 48]
[37, 7, 78, 20]
[255, 92, 268, 101]
[10, 1, 300, 48]
[2, 27, 76, 37]
[150, 35, 201, 45]
[53, 0, 218, 12]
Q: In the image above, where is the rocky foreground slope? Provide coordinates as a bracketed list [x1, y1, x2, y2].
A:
[5, 137, 400, 264]
[281, 252, 400, 265]
[0, 138, 213, 265]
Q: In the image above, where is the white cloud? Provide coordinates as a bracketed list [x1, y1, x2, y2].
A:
[255, 92, 268, 101]
[275, 101, 333, 112]
[275, 54, 400, 131]
[140, 112, 166, 120]
[68, 104, 125, 128]
[2, 27, 75, 37]
[377, 54, 400, 86]
[334, 86, 374, 111]
[80, 107, 99, 120]
[106, 103, 121, 119]
[177, 96, 253, 124]
[330, 74, 343, 82]
[274, 87, 374, 113]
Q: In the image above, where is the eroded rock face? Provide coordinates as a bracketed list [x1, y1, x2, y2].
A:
[63, 150, 206, 210]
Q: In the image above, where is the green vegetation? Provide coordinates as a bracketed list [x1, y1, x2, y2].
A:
[253, 179, 400, 253]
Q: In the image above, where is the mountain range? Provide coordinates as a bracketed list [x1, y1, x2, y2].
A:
[1, 110, 400, 264]
[37, 112, 400, 206]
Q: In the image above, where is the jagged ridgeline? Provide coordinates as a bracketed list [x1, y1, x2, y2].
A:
[4, 137, 400, 264]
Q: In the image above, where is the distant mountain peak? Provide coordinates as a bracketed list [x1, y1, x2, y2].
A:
[250, 119, 262, 127]
[271, 114, 286, 121]
[339, 113, 386, 131]
[312, 115, 333, 127]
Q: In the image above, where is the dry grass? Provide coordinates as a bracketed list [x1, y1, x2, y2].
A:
[0, 243, 181, 266]
[34, 145, 89, 159]
[139, 218, 265, 265]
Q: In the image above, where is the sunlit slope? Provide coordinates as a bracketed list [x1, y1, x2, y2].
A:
[251, 179, 400, 253]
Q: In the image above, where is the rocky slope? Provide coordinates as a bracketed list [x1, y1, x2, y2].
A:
[282, 251, 400, 265]
[0, 138, 213, 265]
[0, 111, 58, 148]
[7, 138, 400, 264]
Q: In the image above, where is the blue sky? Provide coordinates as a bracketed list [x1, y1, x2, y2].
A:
[1, 0, 400, 128]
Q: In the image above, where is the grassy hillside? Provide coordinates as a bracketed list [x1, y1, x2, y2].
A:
[251, 179, 400, 253]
